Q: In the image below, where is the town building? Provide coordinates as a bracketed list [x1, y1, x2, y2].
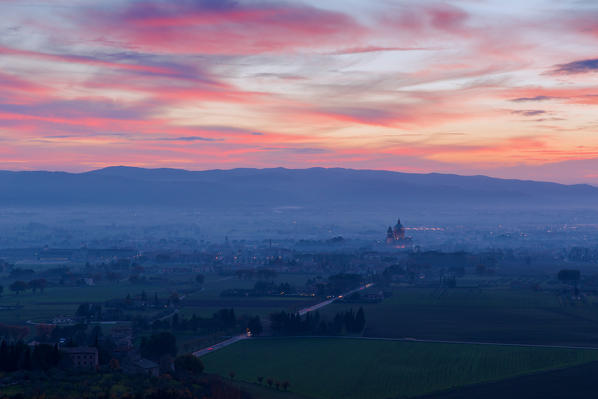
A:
[131, 358, 160, 377]
[60, 346, 98, 370]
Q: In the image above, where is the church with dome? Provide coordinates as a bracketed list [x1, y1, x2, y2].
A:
[386, 218, 412, 246]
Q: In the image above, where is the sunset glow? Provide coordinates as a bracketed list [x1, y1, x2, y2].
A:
[1, 0, 597, 183]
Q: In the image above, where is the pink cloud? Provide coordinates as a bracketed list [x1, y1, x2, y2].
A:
[561, 10, 598, 39]
[0, 72, 50, 104]
[83, 1, 366, 55]
[503, 87, 598, 105]
[379, 3, 470, 39]
[0, 45, 175, 76]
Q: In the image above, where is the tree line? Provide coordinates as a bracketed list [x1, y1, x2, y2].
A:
[270, 308, 365, 335]
[0, 341, 61, 372]
[0, 352, 250, 399]
[0, 323, 30, 341]
[221, 281, 294, 297]
[1, 279, 48, 295]
[151, 309, 237, 332]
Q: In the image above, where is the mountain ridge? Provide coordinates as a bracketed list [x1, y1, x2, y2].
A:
[0, 166, 596, 208]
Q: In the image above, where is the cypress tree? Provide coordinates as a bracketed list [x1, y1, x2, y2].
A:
[355, 307, 366, 333]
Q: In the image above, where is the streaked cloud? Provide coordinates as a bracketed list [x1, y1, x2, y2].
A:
[157, 136, 224, 142]
[552, 58, 598, 74]
[511, 110, 547, 117]
[510, 96, 557, 102]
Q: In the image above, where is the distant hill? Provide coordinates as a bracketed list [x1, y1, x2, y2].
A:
[0, 166, 596, 208]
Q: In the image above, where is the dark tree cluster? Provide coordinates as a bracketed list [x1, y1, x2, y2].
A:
[0, 323, 30, 341]
[174, 354, 204, 376]
[256, 375, 290, 391]
[558, 269, 581, 283]
[0, 341, 61, 372]
[140, 332, 177, 361]
[7, 279, 47, 295]
[247, 316, 263, 336]
[28, 279, 48, 293]
[558, 269, 581, 296]
[104, 291, 165, 313]
[338, 308, 366, 333]
[221, 281, 294, 297]
[152, 309, 237, 332]
[0, 371, 251, 399]
[270, 308, 365, 335]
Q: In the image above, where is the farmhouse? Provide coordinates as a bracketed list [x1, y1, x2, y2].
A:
[131, 358, 160, 377]
[60, 346, 98, 370]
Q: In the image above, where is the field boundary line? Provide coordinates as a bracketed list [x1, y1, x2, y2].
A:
[252, 335, 598, 351]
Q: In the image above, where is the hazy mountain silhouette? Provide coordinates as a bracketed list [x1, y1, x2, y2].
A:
[0, 166, 596, 208]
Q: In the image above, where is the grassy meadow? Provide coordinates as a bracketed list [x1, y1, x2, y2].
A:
[323, 286, 598, 346]
[202, 337, 598, 399]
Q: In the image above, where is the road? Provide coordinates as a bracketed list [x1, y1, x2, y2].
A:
[156, 308, 178, 322]
[193, 334, 250, 357]
[298, 283, 374, 315]
[193, 282, 374, 357]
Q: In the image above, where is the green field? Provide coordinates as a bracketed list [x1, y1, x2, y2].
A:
[202, 337, 598, 399]
[0, 272, 319, 326]
[323, 287, 598, 346]
[0, 280, 180, 324]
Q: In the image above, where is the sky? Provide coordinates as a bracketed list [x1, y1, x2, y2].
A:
[0, 0, 597, 184]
